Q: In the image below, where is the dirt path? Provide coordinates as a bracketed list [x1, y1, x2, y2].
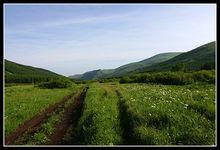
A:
[5, 91, 76, 145]
[47, 87, 88, 144]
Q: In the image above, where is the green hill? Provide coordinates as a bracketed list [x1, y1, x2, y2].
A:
[5, 59, 63, 83]
[70, 69, 115, 80]
[136, 41, 215, 73]
[70, 52, 182, 80]
[109, 52, 182, 77]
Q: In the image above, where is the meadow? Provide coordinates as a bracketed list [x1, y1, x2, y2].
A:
[117, 83, 215, 145]
[66, 82, 215, 145]
[5, 82, 216, 145]
[69, 83, 122, 145]
[5, 84, 83, 136]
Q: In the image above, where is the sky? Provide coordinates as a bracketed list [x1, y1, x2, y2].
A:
[4, 4, 216, 76]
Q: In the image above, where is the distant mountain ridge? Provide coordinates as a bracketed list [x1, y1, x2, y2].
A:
[135, 41, 215, 73]
[70, 41, 215, 80]
[70, 52, 182, 80]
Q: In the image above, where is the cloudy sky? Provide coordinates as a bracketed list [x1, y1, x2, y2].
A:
[4, 4, 216, 76]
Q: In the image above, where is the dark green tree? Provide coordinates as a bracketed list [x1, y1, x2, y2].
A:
[171, 63, 188, 72]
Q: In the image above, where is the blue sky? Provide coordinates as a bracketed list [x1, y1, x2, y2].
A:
[4, 4, 216, 76]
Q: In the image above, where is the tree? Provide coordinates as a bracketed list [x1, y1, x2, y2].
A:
[171, 63, 188, 72]
[200, 63, 215, 70]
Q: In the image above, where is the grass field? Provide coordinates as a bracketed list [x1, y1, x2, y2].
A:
[4, 82, 216, 145]
[71, 83, 122, 145]
[5, 84, 83, 136]
[117, 83, 215, 145]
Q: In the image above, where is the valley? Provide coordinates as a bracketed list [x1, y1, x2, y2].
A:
[4, 41, 216, 145]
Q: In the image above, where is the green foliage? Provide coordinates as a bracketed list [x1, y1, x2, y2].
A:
[119, 70, 214, 85]
[200, 62, 215, 70]
[5, 74, 55, 83]
[192, 70, 215, 83]
[171, 63, 188, 72]
[31, 132, 49, 144]
[98, 78, 119, 83]
[37, 78, 73, 89]
[119, 76, 132, 83]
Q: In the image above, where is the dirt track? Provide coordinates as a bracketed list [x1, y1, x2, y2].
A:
[48, 87, 88, 144]
[5, 89, 87, 145]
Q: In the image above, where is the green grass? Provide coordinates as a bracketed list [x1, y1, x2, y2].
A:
[74, 83, 122, 145]
[5, 84, 82, 136]
[117, 83, 215, 145]
[14, 110, 62, 145]
[5, 82, 215, 145]
[18, 86, 83, 145]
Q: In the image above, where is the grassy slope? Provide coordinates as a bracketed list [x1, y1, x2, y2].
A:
[137, 41, 215, 73]
[5, 59, 61, 77]
[109, 52, 182, 77]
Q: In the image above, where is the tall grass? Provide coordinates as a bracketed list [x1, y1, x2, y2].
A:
[117, 83, 215, 145]
[73, 83, 122, 145]
[5, 84, 81, 136]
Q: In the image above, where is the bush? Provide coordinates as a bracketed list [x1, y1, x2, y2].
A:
[200, 63, 215, 70]
[5, 74, 54, 83]
[192, 70, 215, 84]
[37, 78, 72, 89]
[120, 76, 132, 83]
[154, 72, 194, 85]
[98, 78, 119, 83]
[117, 70, 214, 85]
[171, 63, 188, 72]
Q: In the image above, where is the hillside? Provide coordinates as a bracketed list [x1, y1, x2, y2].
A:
[70, 52, 182, 80]
[109, 52, 182, 77]
[136, 41, 215, 73]
[5, 59, 62, 83]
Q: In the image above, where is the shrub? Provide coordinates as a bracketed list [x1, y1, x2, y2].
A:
[200, 63, 215, 70]
[37, 78, 72, 89]
[171, 63, 188, 72]
[192, 70, 215, 83]
[118, 70, 214, 85]
[136, 72, 194, 85]
[155, 72, 194, 85]
[119, 76, 132, 83]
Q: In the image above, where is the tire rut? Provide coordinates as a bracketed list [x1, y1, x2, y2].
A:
[116, 90, 134, 145]
[5, 91, 76, 145]
[47, 87, 88, 145]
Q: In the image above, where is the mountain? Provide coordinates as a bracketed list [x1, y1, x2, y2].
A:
[70, 69, 114, 80]
[5, 59, 60, 77]
[70, 52, 182, 80]
[5, 59, 63, 83]
[108, 52, 182, 77]
[135, 41, 215, 73]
